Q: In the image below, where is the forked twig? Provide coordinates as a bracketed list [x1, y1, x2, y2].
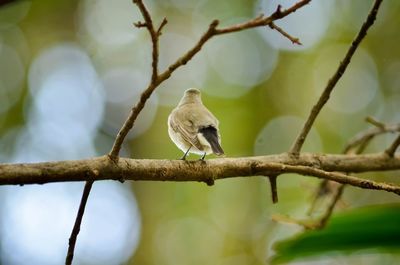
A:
[344, 119, 400, 154]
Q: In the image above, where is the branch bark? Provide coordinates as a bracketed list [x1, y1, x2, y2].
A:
[1, 153, 400, 193]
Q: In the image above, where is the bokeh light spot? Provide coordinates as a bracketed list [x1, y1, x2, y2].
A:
[156, 32, 208, 106]
[78, 0, 142, 46]
[0, 182, 141, 265]
[254, 115, 322, 155]
[204, 29, 278, 98]
[313, 45, 379, 113]
[101, 67, 158, 139]
[0, 44, 25, 114]
[154, 217, 224, 265]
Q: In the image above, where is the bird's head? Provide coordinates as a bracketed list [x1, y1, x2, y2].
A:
[179, 88, 202, 105]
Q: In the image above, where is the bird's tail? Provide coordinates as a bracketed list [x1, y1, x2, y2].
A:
[199, 126, 224, 156]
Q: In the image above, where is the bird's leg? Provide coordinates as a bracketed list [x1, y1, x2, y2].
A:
[200, 152, 206, 161]
[181, 147, 191, 160]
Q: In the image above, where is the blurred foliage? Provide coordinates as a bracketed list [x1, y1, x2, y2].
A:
[272, 204, 400, 264]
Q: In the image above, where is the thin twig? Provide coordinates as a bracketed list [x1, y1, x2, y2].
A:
[307, 180, 341, 216]
[268, 175, 279, 203]
[365, 116, 386, 129]
[133, 0, 160, 83]
[344, 123, 400, 154]
[157, 17, 168, 36]
[269, 22, 302, 45]
[273, 185, 346, 230]
[65, 180, 93, 265]
[316, 184, 346, 229]
[109, 0, 167, 160]
[214, 0, 311, 35]
[282, 164, 400, 195]
[385, 134, 400, 157]
[272, 214, 316, 229]
[289, 0, 384, 157]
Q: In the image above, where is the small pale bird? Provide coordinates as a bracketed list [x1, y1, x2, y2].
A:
[168, 88, 224, 160]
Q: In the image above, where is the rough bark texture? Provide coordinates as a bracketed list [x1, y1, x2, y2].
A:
[1, 153, 399, 185]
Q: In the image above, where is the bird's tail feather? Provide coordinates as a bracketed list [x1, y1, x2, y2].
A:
[199, 126, 224, 155]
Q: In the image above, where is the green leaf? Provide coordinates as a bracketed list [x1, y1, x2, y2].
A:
[271, 204, 400, 264]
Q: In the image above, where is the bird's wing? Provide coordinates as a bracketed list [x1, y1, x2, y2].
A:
[198, 126, 224, 155]
[169, 110, 203, 151]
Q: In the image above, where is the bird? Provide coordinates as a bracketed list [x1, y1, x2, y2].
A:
[168, 88, 224, 160]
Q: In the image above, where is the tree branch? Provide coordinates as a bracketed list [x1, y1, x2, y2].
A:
[365, 116, 386, 129]
[307, 118, 397, 225]
[1, 153, 400, 193]
[133, 0, 163, 83]
[344, 122, 400, 154]
[213, 0, 311, 35]
[268, 175, 279, 203]
[273, 183, 346, 230]
[385, 134, 400, 157]
[269, 22, 302, 45]
[109, 0, 165, 160]
[65, 180, 93, 265]
[289, 0, 384, 156]
[315, 183, 346, 229]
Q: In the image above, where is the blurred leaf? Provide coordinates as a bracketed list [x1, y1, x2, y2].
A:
[0, 0, 30, 24]
[271, 204, 400, 264]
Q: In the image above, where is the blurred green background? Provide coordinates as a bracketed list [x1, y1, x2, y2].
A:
[0, 0, 400, 264]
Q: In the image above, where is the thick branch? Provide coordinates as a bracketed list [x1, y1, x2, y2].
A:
[289, 0, 384, 156]
[1, 153, 399, 192]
